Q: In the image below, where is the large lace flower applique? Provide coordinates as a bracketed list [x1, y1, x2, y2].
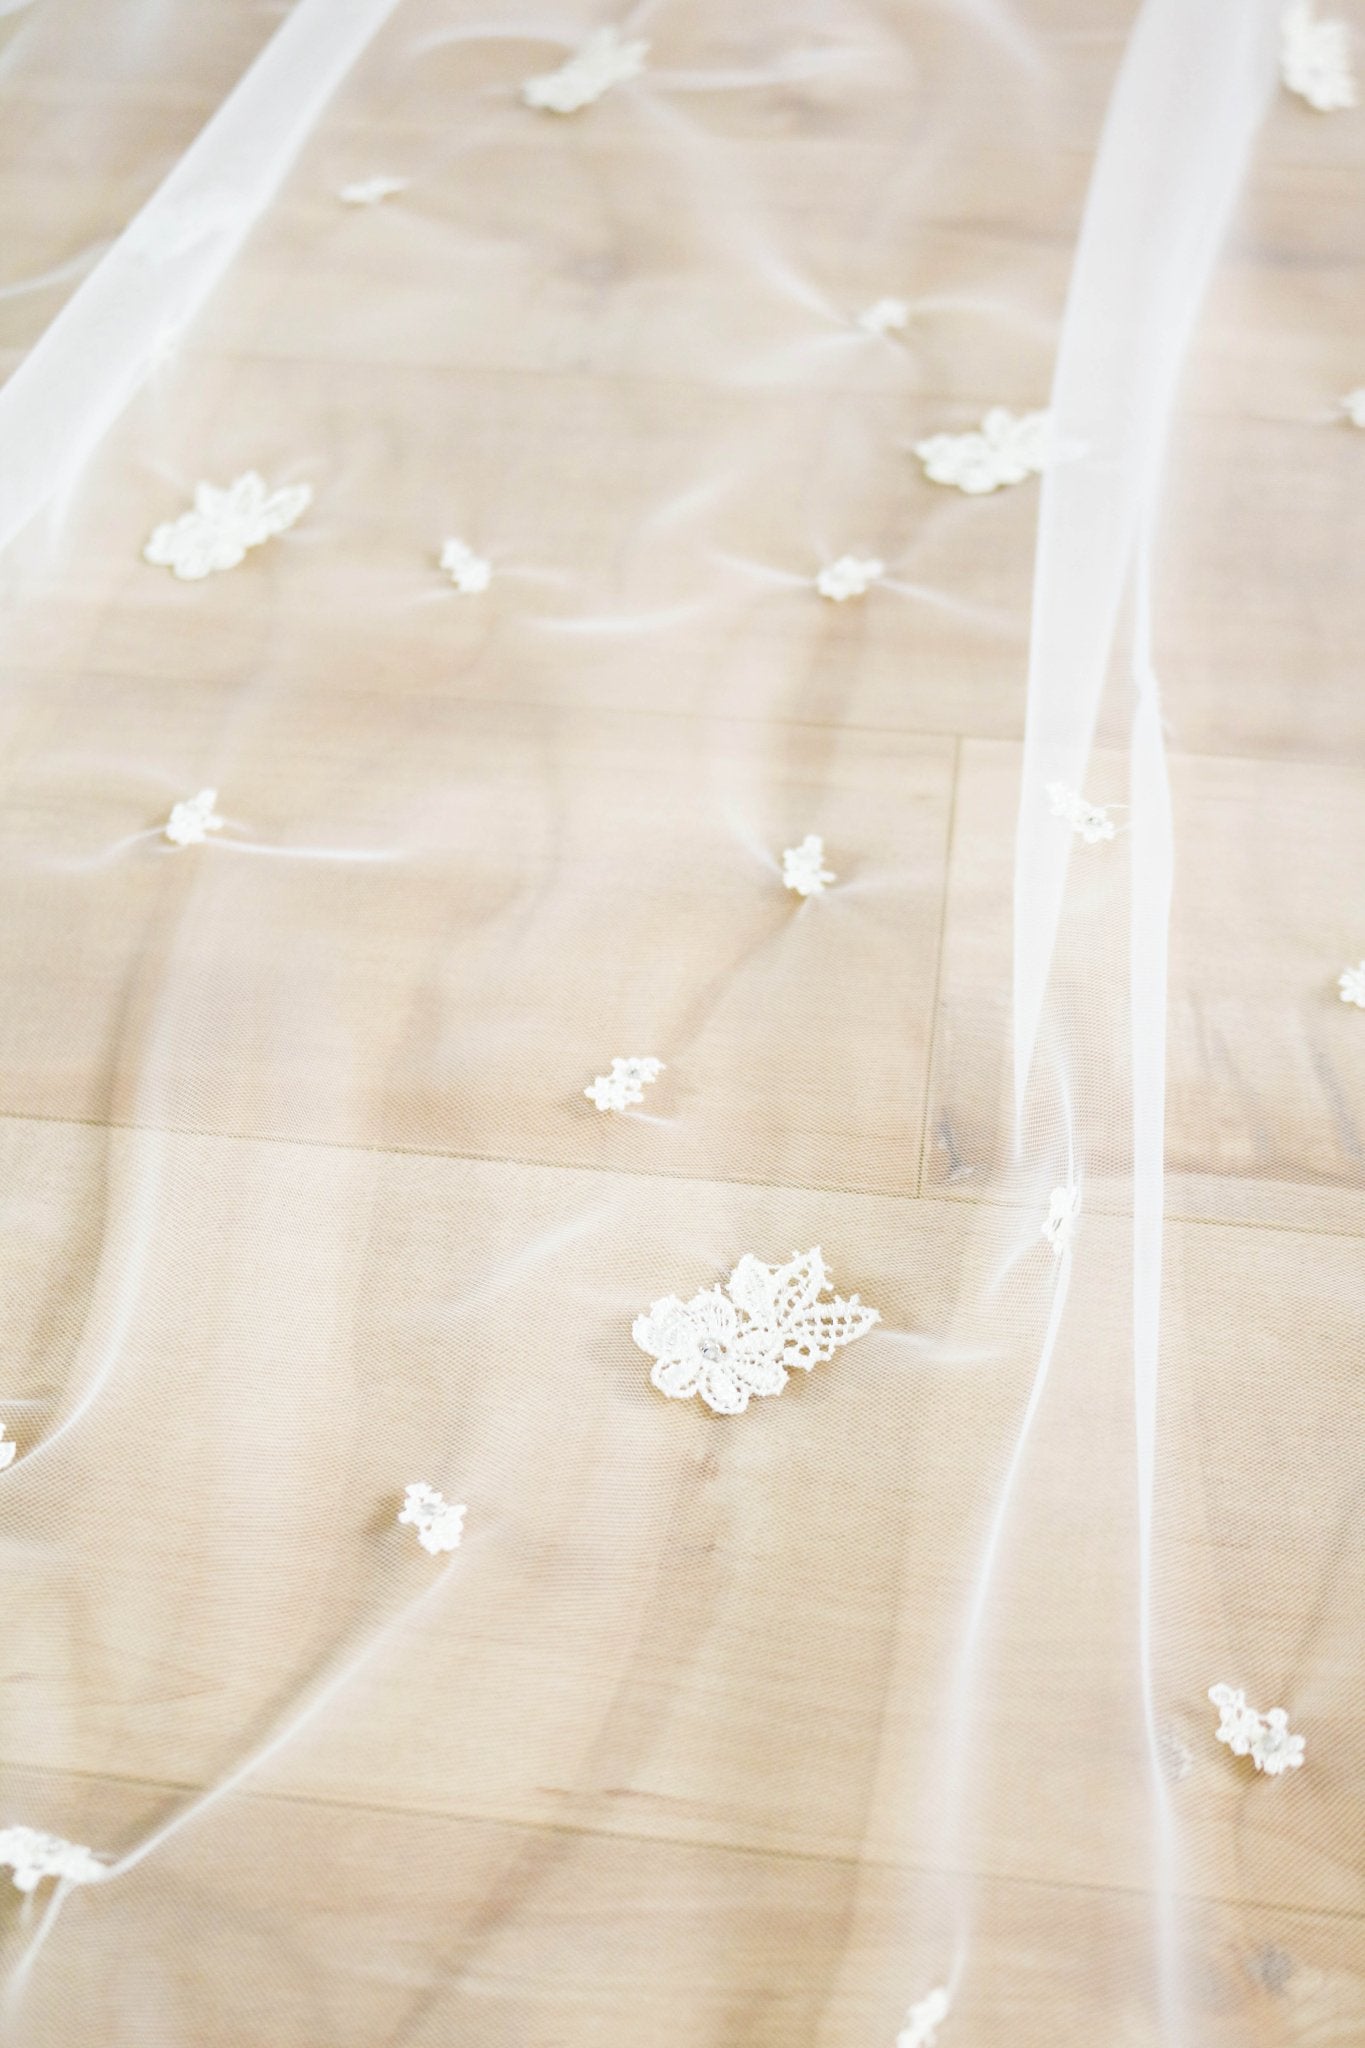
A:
[1046, 782, 1117, 843]
[398, 1483, 467, 1555]
[816, 555, 884, 602]
[164, 789, 224, 848]
[897, 1987, 950, 2048]
[1339, 962, 1365, 1007]
[0, 1826, 104, 1894]
[143, 473, 312, 580]
[1209, 1684, 1305, 1777]
[634, 1247, 880, 1415]
[914, 407, 1052, 494]
[1281, 2, 1356, 111]
[523, 26, 648, 113]
[585, 1056, 664, 1112]
[783, 834, 835, 896]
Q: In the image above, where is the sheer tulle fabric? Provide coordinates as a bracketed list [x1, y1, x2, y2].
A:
[0, 0, 1359, 2041]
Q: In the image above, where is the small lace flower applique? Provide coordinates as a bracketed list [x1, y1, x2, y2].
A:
[1339, 962, 1365, 1007]
[440, 537, 492, 594]
[0, 1424, 14, 1470]
[1340, 389, 1365, 427]
[634, 1246, 880, 1416]
[1046, 782, 1117, 843]
[585, 1056, 664, 1112]
[398, 1483, 467, 1556]
[0, 1826, 104, 1894]
[1209, 1684, 1305, 1777]
[143, 473, 312, 580]
[339, 175, 408, 205]
[897, 1987, 951, 2048]
[523, 26, 648, 112]
[783, 835, 835, 897]
[914, 407, 1052, 494]
[1281, 2, 1356, 110]
[1159, 1724, 1195, 1783]
[858, 297, 909, 339]
[1042, 1185, 1079, 1256]
[164, 789, 224, 848]
[816, 555, 884, 602]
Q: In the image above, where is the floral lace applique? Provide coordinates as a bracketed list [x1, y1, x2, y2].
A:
[633, 1246, 879, 1415]
[0, 1424, 14, 1470]
[339, 176, 408, 205]
[816, 555, 884, 602]
[1341, 389, 1365, 427]
[143, 473, 312, 580]
[398, 1483, 467, 1556]
[585, 1056, 664, 1112]
[0, 1826, 105, 1894]
[914, 407, 1052, 494]
[858, 297, 910, 338]
[783, 834, 835, 896]
[1339, 962, 1365, 1007]
[1209, 1684, 1305, 1777]
[1042, 1185, 1079, 1256]
[1281, 2, 1356, 110]
[1046, 782, 1117, 843]
[440, 537, 492, 594]
[523, 27, 648, 113]
[1159, 1724, 1195, 1783]
[164, 789, 224, 848]
[897, 1987, 951, 2048]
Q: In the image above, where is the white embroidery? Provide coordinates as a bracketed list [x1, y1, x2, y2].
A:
[633, 1246, 879, 1416]
[339, 175, 408, 205]
[1209, 1684, 1305, 1777]
[439, 537, 492, 594]
[164, 789, 224, 848]
[783, 835, 835, 896]
[1042, 1185, 1080, 1256]
[1281, 2, 1356, 110]
[398, 1483, 467, 1556]
[858, 297, 910, 338]
[0, 1425, 13, 1470]
[523, 27, 648, 113]
[1341, 389, 1365, 427]
[816, 555, 884, 602]
[1046, 782, 1116, 843]
[585, 1056, 664, 1112]
[0, 1827, 104, 1894]
[143, 473, 312, 580]
[914, 407, 1053, 494]
[1339, 962, 1365, 1007]
[1159, 1724, 1195, 1783]
[897, 1987, 951, 2048]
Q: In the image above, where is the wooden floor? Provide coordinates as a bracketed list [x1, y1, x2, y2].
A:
[0, 2, 1360, 2042]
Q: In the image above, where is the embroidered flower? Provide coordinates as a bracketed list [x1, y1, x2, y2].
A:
[439, 537, 492, 594]
[858, 297, 910, 339]
[585, 1056, 664, 1112]
[1281, 2, 1356, 110]
[897, 1987, 951, 2048]
[143, 473, 312, 580]
[633, 1246, 879, 1416]
[523, 26, 648, 112]
[1209, 1684, 1305, 1777]
[164, 789, 224, 848]
[0, 1826, 104, 1894]
[1046, 782, 1116, 843]
[1341, 389, 1365, 427]
[339, 175, 408, 205]
[398, 1483, 467, 1555]
[0, 1424, 14, 1470]
[1042, 1184, 1079, 1256]
[1339, 962, 1365, 1007]
[816, 555, 884, 602]
[914, 407, 1052, 494]
[783, 834, 835, 896]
